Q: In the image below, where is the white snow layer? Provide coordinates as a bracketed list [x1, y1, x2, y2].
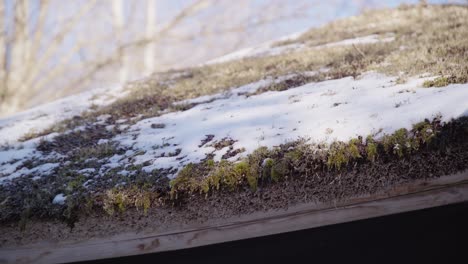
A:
[1, 71, 468, 184]
[0, 84, 128, 185]
[206, 30, 306, 64]
[52, 193, 67, 205]
[0, 84, 128, 145]
[318, 34, 395, 48]
[207, 34, 394, 65]
[112, 72, 468, 178]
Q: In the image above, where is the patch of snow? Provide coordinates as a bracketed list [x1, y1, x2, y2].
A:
[52, 193, 67, 205]
[206, 29, 307, 65]
[115, 119, 127, 124]
[317, 34, 395, 49]
[97, 139, 110, 145]
[2, 71, 468, 184]
[33, 163, 59, 175]
[174, 77, 278, 106]
[99, 154, 124, 172]
[207, 43, 305, 64]
[95, 114, 112, 125]
[0, 161, 59, 185]
[118, 170, 130, 176]
[78, 168, 96, 174]
[0, 84, 127, 145]
[118, 124, 130, 130]
[0, 139, 42, 182]
[0, 136, 62, 185]
[0, 167, 31, 184]
[175, 73, 319, 107]
[112, 72, 468, 178]
[206, 33, 394, 65]
[0, 144, 36, 165]
[174, 93, 229, 106]
[83, 179, 93, 188]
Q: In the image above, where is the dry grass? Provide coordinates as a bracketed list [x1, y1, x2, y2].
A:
[108, 4, 468, 118]
[280, 4, 468, 83]
[20, 4, 468, 141]
[374, 6, 468, 81]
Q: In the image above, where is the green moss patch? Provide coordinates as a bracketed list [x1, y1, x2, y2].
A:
[168, 116, 466, 202]
[1, 117, 467, 229]
[2, 5, 468, 230]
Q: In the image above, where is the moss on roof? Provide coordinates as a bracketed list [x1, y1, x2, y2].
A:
[1, 4, 468, 233]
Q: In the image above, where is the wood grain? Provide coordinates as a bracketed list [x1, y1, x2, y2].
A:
[1, 171, 468, 264]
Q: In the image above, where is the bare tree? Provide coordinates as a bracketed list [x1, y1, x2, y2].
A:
[0, 1, 6, 103]
[145, 0, 157, 76]
[0, 0, 99, 115]
[0, 0, 316, 117]
[112, 0, 128, 84]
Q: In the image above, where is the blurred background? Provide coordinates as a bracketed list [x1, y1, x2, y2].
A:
[0, 0, 466, 117]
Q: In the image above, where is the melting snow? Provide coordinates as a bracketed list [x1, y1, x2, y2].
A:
[318, 34, 395, 48]
[0, 160, 59, 185]
[0, 84, 129, 185]
[52, 193, 67, 205]
[1, 70, 468, 184]
[112, 72, 468, 178]
[206, 30, 306, 64]
[207, 33, 395, 64]
[0, 84, 128, 145]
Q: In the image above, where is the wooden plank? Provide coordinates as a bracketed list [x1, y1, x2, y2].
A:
[1, 171, 468, 264]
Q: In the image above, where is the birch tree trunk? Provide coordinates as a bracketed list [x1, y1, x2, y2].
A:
[144, 0, 157, 76]
[0, 1, 7, 104]
[6, 1, 31, 113]
[112, 0, 128, 84]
